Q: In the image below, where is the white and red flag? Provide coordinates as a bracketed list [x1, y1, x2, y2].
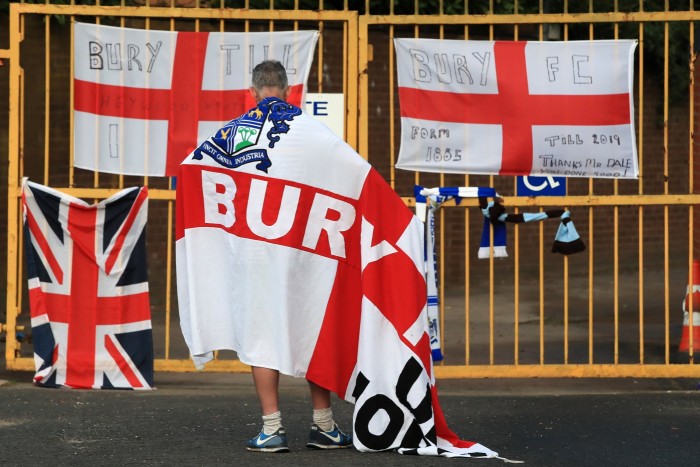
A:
[395, 38, 638, 178]
[23, 180, 153, 389]
[73, 23, 318, 177]
[176, 97, 502, 458]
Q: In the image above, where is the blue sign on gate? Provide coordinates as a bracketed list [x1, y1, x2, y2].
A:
[516, 176, 566, 196]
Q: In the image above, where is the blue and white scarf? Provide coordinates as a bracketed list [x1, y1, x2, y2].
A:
[478, 196, 586, 258]
[415, 186, 499, 361]
[415, 186, 586, 360]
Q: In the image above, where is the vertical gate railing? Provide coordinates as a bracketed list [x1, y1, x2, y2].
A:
[3, 2, 358, 372]
[4, 1, 700, 378]
[359, 5, 700, 378]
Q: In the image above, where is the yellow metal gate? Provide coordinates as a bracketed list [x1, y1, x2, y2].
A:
[3, 1, 700, 378]
[2, 2, 358, 373]
[358, 4, 700, 378]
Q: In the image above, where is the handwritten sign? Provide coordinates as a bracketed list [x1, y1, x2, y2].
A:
[532, 127, 636, 178]
[394, 38, 639, 179]
[73, 23, 318, 177]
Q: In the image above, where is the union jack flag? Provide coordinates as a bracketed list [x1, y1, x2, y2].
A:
[22, 180, 153, 389]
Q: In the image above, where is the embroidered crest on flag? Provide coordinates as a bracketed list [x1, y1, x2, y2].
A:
[22, 179, 154, 390]
[213, 106, 268, 154]
[265, 99, 303, 146]
[194, 97, 302, 173]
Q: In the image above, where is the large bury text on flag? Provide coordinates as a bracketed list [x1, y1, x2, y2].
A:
[23, 180, 153, 389]
[176, 97, 498, 457]
[73, 23, 318, 177]
[395, 38, 638, 179]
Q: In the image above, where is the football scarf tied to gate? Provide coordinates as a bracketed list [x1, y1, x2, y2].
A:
[416, 186, 586, 260]
[177, 97, 519, 460]
[479, 196, 586, 258]
[414, 186, 499, 363]
[22, 180, 154, 389]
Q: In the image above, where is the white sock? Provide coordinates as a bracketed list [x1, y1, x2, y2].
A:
[262, 411, 283, 435]
[313, 407, 335, 432]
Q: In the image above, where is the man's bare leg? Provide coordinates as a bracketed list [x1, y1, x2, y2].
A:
[251, 366, 280, 415]
[308, 380, 331, 410]
[246, 366, 287, 451]
[306, 380, 353, 448]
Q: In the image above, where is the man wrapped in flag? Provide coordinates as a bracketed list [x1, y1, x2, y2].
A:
[177, 61, 503, 458]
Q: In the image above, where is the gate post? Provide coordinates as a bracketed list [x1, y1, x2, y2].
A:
[5, 2, 23, 368]
[695, 45, 700, 258]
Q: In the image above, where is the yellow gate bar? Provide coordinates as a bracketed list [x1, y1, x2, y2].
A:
[435, 364, 700, 378]
[361, 10, 700, 24]
[6, 357, 700, 378]
[13, 3, 357, 21]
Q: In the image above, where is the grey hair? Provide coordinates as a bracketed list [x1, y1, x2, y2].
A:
[251, 60, 289, 91]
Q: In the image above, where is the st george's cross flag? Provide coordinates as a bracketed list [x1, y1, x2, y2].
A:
[22, 180, 153, 389]
[176, 97, 504, 458]
[73, 23, 318, 177]
[395, 38, 638, 179]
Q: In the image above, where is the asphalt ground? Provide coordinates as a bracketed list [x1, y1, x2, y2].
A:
[1, 367, 699, 467]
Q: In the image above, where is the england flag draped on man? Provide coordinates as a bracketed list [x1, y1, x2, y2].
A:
[176, 94, 501, 458]
[395, 38, 638, 178]
[73, 23, 317, 177]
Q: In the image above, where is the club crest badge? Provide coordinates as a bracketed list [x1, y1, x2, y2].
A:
[192, 97, 301, 174]
[194, 104, 273, 173]
[212, 106, 268, 154]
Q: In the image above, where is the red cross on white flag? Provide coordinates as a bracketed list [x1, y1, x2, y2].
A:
[395, 38, 638, 179]
[73, 23, 318, 177]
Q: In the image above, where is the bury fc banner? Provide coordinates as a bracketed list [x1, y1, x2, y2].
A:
[395, 38, 639, 179]
[23, 180, 153, 389]
[73, 23, 318, 177]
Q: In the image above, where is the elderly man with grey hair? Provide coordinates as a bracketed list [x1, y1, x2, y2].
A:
[179, 59, 352, 454]
[243, 60, 352, 453]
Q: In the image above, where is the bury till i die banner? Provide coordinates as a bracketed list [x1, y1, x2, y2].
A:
[73, 23, 318, 177]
